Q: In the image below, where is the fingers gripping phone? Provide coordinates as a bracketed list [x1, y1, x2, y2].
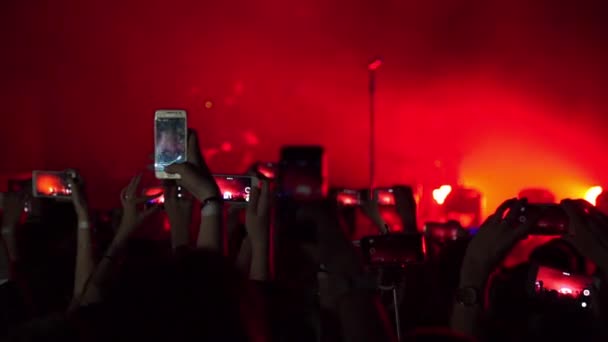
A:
[32, 171, 74, 199]
[154, 110, 187, 179]
[213, 175, 253, 203]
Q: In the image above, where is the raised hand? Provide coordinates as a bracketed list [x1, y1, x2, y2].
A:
[116, 174, 161, 241]
[460, 198, 537, 286]
[561, 199, 608, 274]
[65, 170, 89, 219]
[246, 180, 270, 248]
[164, 130, 220, 202]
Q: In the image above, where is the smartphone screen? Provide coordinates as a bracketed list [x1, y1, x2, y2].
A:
[154, 110, 187, 178]
[32, 171, 72, 199]
[424, 222, 462, 241]
[526, 204, 569, 235]
[256, 162, 277, 180]
[144, 186, 165, 205]
[532, 265, 593, 308]
[214, 175, 252, 203]
[337, 189, 360, 206]
[360, 234, 424, 266]
[278, 146, 325, 201]
[375, 188, 395, 206]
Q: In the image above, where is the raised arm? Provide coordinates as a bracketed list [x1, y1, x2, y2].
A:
[450, 199, 535, 339]
[245, 180, 271, 281]
[0, 192, 26, 281]
[164, 183, 193, 251]
[72, 174, 161, 309]
[164, 130, 223, 252]
[67, 172, 95, 304]
[299, 202, 395, 342]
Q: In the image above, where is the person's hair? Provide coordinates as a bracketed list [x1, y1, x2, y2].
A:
[100, 248, 251, 341]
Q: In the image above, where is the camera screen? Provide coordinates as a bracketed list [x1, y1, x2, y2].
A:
[337, 189, 360, 206]
[278, 146, 325, 201]
[257, 162, 277, 180]
[155, 117, 187, 171]
[425, 223, 460, 241]
[361, 234, 424, 265]
[534, 265, 593, 308]
[375, 188, 395, 206]
[33, 172, 72, 198]
[214, 175, 252, 203]
[144, 187, 165, 205]
[526, 205, 569, 235]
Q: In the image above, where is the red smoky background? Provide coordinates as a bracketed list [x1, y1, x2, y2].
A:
[1, 0, 607, 213]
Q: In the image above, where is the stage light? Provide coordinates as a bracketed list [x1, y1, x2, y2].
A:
[584, 186, 602, 206]
[432, 185, 452, 205]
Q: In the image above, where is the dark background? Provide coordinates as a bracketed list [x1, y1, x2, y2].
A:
[1, 0, 607, 213]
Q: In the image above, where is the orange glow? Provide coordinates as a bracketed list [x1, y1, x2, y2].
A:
[432, 185, 452, 205]
[584, 186, 602, 206]
[36, 174, 69, 196]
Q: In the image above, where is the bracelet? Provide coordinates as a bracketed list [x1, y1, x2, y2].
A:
[1, 227, 14, 236]
[78, 221, 90, 230]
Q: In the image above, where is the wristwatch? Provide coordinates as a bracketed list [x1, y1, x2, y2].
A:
[455, 286, 481, 307]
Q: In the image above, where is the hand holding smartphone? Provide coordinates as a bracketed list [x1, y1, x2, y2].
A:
[154, 110, 188, 179]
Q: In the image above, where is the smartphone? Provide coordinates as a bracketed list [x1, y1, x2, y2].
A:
[336, 189, 361, 206]
[154, 110, 187, 179]
[521, 204, 569, 235]
[360, 234, 424, 266]
[278, 146, 326, 201]
[529, 264, 594, 309]
[374, 188, 395, 206]
[256, 162, 277, 180]
[32, 171, 73, 199]
[423, 221, 465, 241]
[144, 186, 165, 205]
[214, 175, 253, 203]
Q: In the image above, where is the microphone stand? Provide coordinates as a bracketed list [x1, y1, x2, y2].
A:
[368, 58, 382, 199]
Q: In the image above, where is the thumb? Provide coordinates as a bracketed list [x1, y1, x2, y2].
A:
[165, 163, 186, 175]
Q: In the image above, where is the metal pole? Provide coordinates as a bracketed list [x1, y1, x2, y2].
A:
[392, 286, 401, 342]
[369, 70, 376, 199]
[367, 58, 382, 200]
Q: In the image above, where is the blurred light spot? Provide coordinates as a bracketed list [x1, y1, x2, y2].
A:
[234, 81, 244, 95]
[433, 185, 452, 205]
[584, 186, 602, 206]
[244, 131, 259, 145]
[204, 101, 213, 109]
[220, 142, 233, 152]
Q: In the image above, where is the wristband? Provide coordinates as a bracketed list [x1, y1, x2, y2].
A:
[1, 227, 14, 236]
[78, 221, 90, 230]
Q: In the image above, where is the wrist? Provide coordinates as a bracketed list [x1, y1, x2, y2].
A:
[251, 240, 269, 253]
